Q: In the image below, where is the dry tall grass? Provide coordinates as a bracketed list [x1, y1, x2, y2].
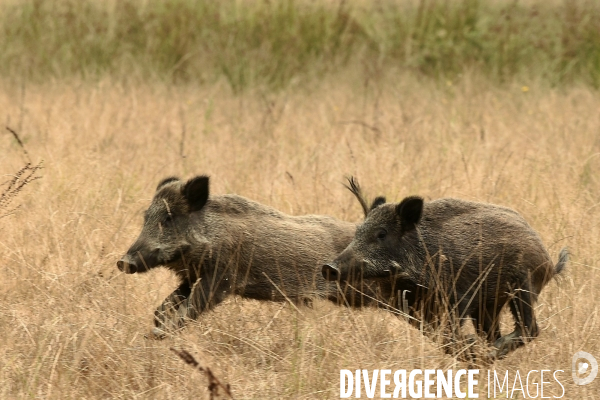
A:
[0, 74, 599, 398]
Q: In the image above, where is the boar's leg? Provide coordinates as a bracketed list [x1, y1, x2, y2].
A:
[153, 282, 193, 338]
[151, 275, 231, 338]
[185, 275, 231, 321]
[491, 284, 538, 359]
[472, 303, 502, 343]
[439, 314, 480, 363]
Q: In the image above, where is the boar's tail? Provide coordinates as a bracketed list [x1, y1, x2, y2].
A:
[554, 247, 569, 275]
[344, 176, 369, 217]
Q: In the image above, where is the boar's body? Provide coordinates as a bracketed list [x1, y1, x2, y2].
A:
[324, 186, 567, 360]
[172, 194, 355, 302]
[394, 199, 557, 305]
[118, 176, 359, 336]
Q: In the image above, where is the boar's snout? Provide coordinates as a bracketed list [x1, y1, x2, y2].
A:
[322, 263, 341, 281]
[116, 239, 164, 274]
[117, 255, 139, 274]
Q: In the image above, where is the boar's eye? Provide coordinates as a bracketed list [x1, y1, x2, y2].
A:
[162, 215, 174, 226]
[376, 229, 387, 240]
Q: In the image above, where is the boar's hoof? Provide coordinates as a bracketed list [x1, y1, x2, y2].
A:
[322, 264, 340, 281]
[464, 334, 477, 346]
[145, 327, 167, 340]
[490, 331, 523, 360]
[487, 348, 500, 361]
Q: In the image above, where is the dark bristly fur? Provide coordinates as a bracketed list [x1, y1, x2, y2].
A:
[117, 175, 372, 337]
[323, 182, 567, 361]
[370, 196, 386, 211]
[156, 176, 181, 191]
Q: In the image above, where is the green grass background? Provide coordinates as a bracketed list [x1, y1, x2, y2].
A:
[2, 0, 600, 91]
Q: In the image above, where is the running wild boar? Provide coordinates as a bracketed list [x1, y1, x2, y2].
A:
[322, 178, 567, 360]
[117, 175, 358, 337]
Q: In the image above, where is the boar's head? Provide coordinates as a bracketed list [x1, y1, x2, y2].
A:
[322, 195, 424, 283]
[117, 176, 209, 274]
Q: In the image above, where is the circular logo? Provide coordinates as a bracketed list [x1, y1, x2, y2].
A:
[572, 351, 598, 386]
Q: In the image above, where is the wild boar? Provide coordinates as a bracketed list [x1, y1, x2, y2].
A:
[117, 175, 358, 337]
[322, 178, 567, 360]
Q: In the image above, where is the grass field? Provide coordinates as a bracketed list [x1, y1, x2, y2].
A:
[2, 0, 600, 90]
[1, 0, 600, 398]
[1, 73, 599, 398]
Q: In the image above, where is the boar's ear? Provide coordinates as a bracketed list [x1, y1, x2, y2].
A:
[395, 196, 423, 231]
[369, 196, 386, 212]
[183, 176, 209, 212]
[156, 176, 180, 191]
